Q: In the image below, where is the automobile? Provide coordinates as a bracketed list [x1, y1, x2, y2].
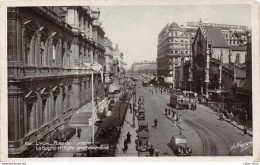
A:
[138, 103, 144, 110]
[136, 131, 149, 152]
[169, 135, 192, 156]
[136, 121, 148, 132]
[138, 109, 145, 120]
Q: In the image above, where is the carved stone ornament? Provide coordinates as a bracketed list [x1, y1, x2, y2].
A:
[8, 8, 21, 21]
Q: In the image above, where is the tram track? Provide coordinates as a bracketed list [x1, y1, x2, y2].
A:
[185, 119, 217, 156]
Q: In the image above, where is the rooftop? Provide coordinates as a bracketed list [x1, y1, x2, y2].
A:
[203, 27, 229, 48]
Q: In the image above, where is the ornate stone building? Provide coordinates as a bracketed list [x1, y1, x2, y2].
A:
[104, 36, 114, 83]
[189, 20, 250, 100]
[157, 22, 197, 88]
[132, 61, 157, 75]
[8, 6, 105, 157]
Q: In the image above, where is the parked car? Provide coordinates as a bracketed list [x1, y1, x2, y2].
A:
[138, 109, 145, 120]
[169, 135, 192, 156]
[136, 131, 149, 152]
[136, 121, 148, 133]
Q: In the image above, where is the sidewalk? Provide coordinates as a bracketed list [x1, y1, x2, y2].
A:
[161, 91, 252, 137]
[54, 97, 109, 157]
[115, 105, 138, 157]
[199, 104, 253, 137]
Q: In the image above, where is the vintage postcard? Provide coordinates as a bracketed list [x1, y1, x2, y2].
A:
[0, 0, 259, 162]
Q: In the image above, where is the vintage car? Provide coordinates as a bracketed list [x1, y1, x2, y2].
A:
[138, 109, 145, 120]
[136, 121, 149, 132]
[138, 103, 145, 110]
[136, 131, 149, 152]
[170, 89, 185, 110]
[169, 135, 192, 156]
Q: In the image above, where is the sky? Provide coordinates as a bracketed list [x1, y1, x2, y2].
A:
[96, 5, 251, 69]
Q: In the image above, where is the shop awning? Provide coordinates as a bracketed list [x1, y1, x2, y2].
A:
[68, 111, 92, 127]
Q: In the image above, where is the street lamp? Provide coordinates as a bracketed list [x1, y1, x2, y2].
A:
[83, 62, 103, 144]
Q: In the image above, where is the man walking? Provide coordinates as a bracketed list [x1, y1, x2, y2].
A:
[77, 127, 82, 139]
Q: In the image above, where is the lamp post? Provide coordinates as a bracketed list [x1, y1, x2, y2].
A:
[83, 61, 103, 145]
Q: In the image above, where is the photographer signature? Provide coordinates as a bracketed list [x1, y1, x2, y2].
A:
[230, 141, 253, 152]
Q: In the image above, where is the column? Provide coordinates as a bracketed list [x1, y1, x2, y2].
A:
[48, 38, 53, 67]
[8, 7, 23, 77]
[49, 92, 53, 122]
[205, 43, 210, 97]
[35, 95, 41, 129]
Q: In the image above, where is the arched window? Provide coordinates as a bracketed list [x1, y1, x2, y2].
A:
[53, 44, 56, 65]
[39, 27, 49, 67]
[23, 20, 38, 66]
[67, 42, 71, 68]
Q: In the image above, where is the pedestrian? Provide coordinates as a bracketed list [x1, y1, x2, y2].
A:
[168, 109, 171, 115]
[165, 108, 168, 115]
[77, 127, 82, 139]
[127, 132, 131, 143]
[149, 145, 154, 156]
[243, 126, 247, 135]
[179, 115, 182, 123]
[174, 113, 178, 121]
[155, 149, 160, 157]
[123, 139, 128, 153]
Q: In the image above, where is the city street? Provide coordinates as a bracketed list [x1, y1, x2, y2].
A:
[132, 82, 253, 156]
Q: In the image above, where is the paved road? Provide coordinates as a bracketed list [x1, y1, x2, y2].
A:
[135, 84, 253, 156]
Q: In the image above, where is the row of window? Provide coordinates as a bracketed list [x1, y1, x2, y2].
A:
[169, 44, 190, 49]
[168, 31, 196, 37]
[169, 38, 190, 43]
[170, 50, 190, 55]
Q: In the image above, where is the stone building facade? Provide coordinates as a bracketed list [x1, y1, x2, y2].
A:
[104, 36, 114, 83]
[157, 22, 197, 88]
[189, 21, 250, 98]
[113, 44, 126, 84]
[132, 61, 157, 75]
[7, 6, 105, 157]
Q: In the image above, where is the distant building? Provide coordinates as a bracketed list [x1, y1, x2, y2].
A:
[113, 44, 126, 84]
[157, 22, 197, 88]
[132, 60, 157, 75]
[104, 36, 114, 83]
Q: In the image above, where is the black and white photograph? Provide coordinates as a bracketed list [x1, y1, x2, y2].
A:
[1, 0, 260, 162]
